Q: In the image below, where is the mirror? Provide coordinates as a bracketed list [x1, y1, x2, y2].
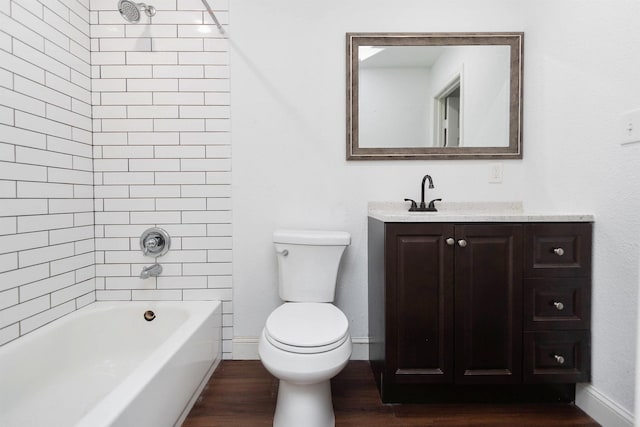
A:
[346, 32, 523, 160]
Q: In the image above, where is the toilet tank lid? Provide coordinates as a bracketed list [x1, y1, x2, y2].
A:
[273, 229, 350, 246]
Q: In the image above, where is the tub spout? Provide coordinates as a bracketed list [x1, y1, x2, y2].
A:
[140, 263, 162, 279]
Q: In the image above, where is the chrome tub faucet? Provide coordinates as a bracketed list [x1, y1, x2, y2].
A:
[140, 263, 162, 279]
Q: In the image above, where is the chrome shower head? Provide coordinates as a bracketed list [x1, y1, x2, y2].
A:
[118, 0, 156, 23]
[118, 0, 139, 22]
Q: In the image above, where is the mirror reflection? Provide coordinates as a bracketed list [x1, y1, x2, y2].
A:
[346, 33, 523, 160]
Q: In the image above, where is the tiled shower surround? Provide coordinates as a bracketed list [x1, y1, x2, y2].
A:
[0, 0, 95, 345]
[0, 0, 232, 358]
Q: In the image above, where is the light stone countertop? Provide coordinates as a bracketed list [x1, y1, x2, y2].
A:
[368, 201, 594, 223]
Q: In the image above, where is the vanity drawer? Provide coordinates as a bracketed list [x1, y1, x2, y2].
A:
[523, 278, 590, 330]
[524, 223, 592, 277]
[523, 331, 590, 383]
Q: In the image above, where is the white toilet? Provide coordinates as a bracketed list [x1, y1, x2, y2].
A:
[258, 229, 352, 427]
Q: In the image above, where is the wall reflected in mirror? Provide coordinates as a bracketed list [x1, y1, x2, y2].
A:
[346, 33, 523, 160]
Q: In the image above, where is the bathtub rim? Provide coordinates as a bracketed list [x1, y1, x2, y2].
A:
[0, 300, 218, 354]
[75, 300, 221, 427]
[0, 300, 221, 427]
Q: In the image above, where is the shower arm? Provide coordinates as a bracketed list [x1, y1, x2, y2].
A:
[200, 0, 225, 35]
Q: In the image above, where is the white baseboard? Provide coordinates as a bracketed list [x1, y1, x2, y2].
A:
[349, 337, 370, 360]
[232, 337, 260, 360]
[576, 384, 633, 427]
[232, 336, 370, 361]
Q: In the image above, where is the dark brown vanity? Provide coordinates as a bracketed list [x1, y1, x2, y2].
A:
[367, 204, 593, 403]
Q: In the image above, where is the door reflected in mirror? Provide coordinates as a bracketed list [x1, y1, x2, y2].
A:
[347, 33, 523, 160]
[436, 78, 461, 148]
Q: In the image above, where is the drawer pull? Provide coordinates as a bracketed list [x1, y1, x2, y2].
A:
[458, 239, 467, 248]
[553, 301, 565, 311]
[554, 354, 566, 365]
[553, 247, 565, 256]
[446, 238, 455, 246]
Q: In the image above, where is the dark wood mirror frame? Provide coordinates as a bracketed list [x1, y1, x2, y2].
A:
[346, 32, 524, 160]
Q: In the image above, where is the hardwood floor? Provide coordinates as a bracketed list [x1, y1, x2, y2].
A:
[182, 361, 600, 427]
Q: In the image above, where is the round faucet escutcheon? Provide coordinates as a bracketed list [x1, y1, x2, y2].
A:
[140, 227, 171, 257]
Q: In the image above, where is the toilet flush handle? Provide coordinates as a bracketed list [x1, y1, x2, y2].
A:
[276, 249, 289, 257]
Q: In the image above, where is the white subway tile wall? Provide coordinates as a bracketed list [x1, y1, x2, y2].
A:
[90, 0, 232, 358]
[0, 0, 95, 345]
[0, 0, 232, 358]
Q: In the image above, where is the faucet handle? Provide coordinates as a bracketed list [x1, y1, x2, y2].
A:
[426, 198, 442, 212]
[143, 236, 159, 255]
[404, 198, 418, 212]
[140, 227, 171, 258]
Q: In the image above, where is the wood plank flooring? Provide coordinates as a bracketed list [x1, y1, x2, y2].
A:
[182, 361, 600, 427]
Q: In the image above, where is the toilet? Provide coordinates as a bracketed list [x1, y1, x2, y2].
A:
[258, 229, 352, 427]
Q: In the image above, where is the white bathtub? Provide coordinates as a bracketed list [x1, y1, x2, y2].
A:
[0, 301, 221, 427]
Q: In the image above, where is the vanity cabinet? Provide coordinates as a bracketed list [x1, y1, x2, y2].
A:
[368, 219, 592, 403]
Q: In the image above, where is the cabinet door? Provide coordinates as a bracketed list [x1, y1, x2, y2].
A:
[386, 223, 454, 384]
[454, 224, 523, 384]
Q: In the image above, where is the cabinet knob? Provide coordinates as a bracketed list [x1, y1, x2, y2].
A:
[458, 239, 467, 248]
[553, 301, 564, 311]
[446, 238, 455, 246]
[553, 247, 565, 256]
[554, 354, 565, 365]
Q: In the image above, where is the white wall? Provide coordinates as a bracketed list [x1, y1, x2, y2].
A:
[89, 0, 234, 359]
[0, 0, 95, 346]
[521, 0, 640, 419]
[360, 67, 431, 147]
[231, 0, 640, 421]
[430, 46, 510, 148]
[230, 0, 526, 356]
[0, 0, 235, 360]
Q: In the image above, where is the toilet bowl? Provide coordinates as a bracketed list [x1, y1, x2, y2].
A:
[258, 229, 352, 427]
[259, 303, 352, 427]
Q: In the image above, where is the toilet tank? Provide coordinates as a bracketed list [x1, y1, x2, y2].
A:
[273, 229, 350, 302]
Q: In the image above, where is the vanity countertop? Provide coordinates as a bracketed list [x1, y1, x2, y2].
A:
[368, 202, 594, 223]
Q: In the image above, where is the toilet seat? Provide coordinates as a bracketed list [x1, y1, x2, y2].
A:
[264, 303, 349, 354]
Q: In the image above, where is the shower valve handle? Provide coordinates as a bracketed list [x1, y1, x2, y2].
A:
[140, 227, 171, 258]
[143, 237, 159, 254]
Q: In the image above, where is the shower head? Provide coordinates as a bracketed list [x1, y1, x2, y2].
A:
[118, 0, 156, 23]
[118, 0, 140, 22]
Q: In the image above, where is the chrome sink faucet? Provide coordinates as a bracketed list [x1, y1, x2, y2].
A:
[404, 174, 441, 212]
[140, 263, 162, 279]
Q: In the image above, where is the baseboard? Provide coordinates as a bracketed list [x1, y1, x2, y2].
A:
[232, 336, 370, 360]
[232, 337, 260, 360]
[349, 337, 370, 360]
[575, 384, 633, 427]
